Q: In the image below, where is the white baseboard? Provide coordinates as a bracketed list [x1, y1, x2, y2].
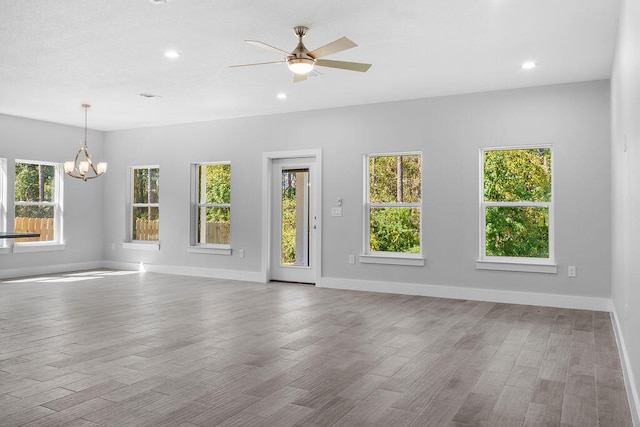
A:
[0, 261, 106, 280]
[1, 262, 611, 311]
[0, 260, 265, 283]
[103, 261, 265, 283]
[610, 306, 640, 427]
[318, 277, 612, 312]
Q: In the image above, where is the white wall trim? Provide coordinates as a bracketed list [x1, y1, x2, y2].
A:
[359, 253, 425, 266]
[104, 261, 265, 283]
[476, 259, 558, 274]
[186, 246, 232, 256]
[13, 243, 67, 253]
[319, 277, 612, 311]
[0, 261, 105, 280]
[0, 260, 265, 283]
[610, 305, 640, 427]
[122, 242, 160, 251]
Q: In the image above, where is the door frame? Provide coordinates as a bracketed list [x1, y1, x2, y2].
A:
[262, 149, 322, 284]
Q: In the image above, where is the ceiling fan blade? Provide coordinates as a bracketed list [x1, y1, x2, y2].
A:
[293, 73, 308, 83]
[246, 40, 291, 57]
[309, 37, 357, 59]
[229, 60, 285, 68]
[315, 59, 372, 72]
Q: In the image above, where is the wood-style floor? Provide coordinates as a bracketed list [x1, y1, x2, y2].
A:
[0, 271, 632, 426]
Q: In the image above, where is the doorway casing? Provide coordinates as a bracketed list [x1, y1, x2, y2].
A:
[262, 149, 322, 284]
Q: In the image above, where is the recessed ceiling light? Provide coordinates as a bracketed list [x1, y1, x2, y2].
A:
[277, 93, 287, 100]
[139, 93, 162, 99]
[522, 61, 537, 70]
[164, 50, 180, 59]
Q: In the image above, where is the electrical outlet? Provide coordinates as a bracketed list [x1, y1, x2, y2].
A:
[568, 266, 576, 277]
[239, 249, 245, 258]
[331, 207, 343, 217]
[111, 243, 116, 250]
[348, 255, 355, 264]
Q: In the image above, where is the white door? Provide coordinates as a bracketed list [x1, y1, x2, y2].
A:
[270, 157, 317, 284]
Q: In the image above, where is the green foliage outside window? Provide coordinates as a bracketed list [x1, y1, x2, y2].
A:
[196, 164, 230, 245]
[15, 162, 55, 218]
[281, 171, 304, 265]
[200, 164, 230, 223]
[368, 155, 421, 253]
[132, 167, 160, 240]
[14, 162, 57, 241]
[281, 196, 297, 265]
[133, 167, 160, 220]
[370, 208, 420, 253]
[483, 148, 551, 258]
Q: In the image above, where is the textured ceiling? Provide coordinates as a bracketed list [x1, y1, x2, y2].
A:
[0, 0, 621, 131]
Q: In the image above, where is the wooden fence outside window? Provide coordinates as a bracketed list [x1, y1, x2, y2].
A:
[13, 218, 229, 245]
[14, 217, 54, 242]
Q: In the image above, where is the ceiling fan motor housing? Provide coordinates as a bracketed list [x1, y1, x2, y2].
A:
[293, 26, 309, 38]
[288, 26, 316, 74]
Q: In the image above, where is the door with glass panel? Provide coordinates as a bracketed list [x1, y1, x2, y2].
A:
[270, 158, 316, 284]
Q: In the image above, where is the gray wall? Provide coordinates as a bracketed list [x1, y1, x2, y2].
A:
[0, 114, 105, 275]
[103, 80, 611, 299]
[611, 0, 640, 422]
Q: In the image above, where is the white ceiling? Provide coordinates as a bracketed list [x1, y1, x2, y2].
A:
[0, 0, 621, 131]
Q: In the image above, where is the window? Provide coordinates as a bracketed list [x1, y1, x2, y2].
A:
[14, 160, 63, 244]
[0, 159, 6, 250]
[479, 146, 555, 272]
[190, 162, 231, 253]
[131, 166, 159, 242]
[363, 153, 423, 265]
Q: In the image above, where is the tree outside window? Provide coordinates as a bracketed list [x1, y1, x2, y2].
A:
[366, 153, 422, 254]
[14, 161, 61, 243]
[132, 167, 159, 241]
[195, 163, 230, 245]
[481, 147, 553, 260]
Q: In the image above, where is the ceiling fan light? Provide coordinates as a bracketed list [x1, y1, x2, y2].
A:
[287, 58, 315, 75]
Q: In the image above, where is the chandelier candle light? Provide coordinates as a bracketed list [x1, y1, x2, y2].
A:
[64, 104, 107, 181]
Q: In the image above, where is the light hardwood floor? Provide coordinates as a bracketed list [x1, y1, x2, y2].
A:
[0, 271, 633, 426]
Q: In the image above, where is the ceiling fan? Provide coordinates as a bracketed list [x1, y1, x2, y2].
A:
[230, 26, 372, 83]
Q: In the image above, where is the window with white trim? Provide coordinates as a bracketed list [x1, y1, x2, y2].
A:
[480, 146, 554, 264]
[191, 162, 231, 249]
[131, 166, 159, 242]
[0, 159, 6, 247]
[364, 153, 422, 257]
[14, 160, 63, 244]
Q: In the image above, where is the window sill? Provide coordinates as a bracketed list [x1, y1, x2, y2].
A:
[122, 242, 160, 251]
[13, 243, 66, 254]
[476, 259, 557, 274]
[187, 246, 232, 256]
[359, 253, 425, 266]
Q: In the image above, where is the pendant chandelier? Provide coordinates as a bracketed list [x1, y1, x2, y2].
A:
[64, 104, 107, 181]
